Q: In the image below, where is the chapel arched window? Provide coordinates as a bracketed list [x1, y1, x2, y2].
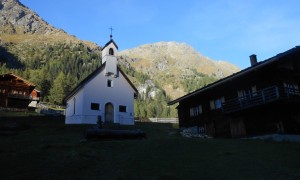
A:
[109, 48, 114, 55]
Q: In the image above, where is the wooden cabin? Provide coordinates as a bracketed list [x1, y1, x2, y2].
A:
[168, 46, 300, 138]
[0, 73, 40, 110]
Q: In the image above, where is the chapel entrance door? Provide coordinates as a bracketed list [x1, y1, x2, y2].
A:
[105, 103, 114, 123]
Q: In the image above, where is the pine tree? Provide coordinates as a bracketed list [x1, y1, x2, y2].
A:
[49, 72, 67, 104]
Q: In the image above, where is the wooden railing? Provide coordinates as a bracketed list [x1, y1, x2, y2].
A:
[7, 93, 40, 101]
[7, 93, 31, 100]
[222, 86, 300, 113]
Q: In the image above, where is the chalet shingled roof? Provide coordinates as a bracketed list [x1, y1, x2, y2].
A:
[0, 73, 36, 87]
[168, 45, 300, 105]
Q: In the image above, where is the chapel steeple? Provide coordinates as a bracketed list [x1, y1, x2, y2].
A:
[102, 29, 118, 76]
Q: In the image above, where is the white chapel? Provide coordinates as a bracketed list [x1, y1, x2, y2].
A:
[64, 36, 138, 125]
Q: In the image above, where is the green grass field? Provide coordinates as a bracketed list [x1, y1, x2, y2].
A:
[0, 113, 300, 179]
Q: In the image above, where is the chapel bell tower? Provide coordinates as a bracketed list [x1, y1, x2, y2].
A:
[102, 33, 118, 76]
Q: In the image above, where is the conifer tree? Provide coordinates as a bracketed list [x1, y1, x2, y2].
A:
[49, 72, 67, 104]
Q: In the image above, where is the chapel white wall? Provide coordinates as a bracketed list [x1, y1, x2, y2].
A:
[65, 88, 85, 124]
[82, 69, 135, 125]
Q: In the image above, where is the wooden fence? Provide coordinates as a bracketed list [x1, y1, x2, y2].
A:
[148, 118, 178, 124]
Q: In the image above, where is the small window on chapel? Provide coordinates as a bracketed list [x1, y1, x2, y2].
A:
[119, 105, 127, 112]
[107, 80, 113, 87]
[109, 48, 114, 55]
[91, 103, 100, 110]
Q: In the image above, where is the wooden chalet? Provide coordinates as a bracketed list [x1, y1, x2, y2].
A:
[168, 46, 300, 138]
[0, 73, 40, 110]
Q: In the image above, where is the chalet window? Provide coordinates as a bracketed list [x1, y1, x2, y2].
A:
[91, 103, 100, 110]
[284, 82, 299, 95]
[119, 105, 127, 112]
[210, 100, 215, 110]
[215, 99, 222, 109]
[251, 86, 257, 96]
[189, 108, 194, 117]
[107, 79, 113, 87]
[198, 105, 203, 114]
[210, 97, 224, 110]
[238, 86, 257, 99]
[189, 105, 202, 117]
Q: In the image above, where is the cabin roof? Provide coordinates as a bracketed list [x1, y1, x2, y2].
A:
[63, 62, 138, 104]
[0, 73, 36, 87]
[168, 46, 300, 105]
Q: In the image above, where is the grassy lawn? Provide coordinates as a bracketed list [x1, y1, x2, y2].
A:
[0, 110, 43, 117]
[1, 113, 300, 179]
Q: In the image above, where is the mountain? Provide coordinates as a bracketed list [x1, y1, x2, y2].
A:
[0, 0, 59, 35]
[0, 0, 101, 61]
[119, 42, 240, 99]
[0, 0, 99, 48]
[0, 0, 240, 117]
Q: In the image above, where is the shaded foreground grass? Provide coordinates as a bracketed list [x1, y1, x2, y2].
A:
[0, 115, 300, 179]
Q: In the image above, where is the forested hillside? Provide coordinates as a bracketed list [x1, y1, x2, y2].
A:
[0, 42, 101, 102]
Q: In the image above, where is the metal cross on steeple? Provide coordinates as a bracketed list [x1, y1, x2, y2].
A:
[109, 26, 114, 39]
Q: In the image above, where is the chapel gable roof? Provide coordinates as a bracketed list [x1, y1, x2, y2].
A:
[102, 39, 118, 50]
[63, 62, 138, 104]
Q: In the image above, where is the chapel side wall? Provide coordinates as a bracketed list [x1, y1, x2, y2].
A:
[65, 98, 74, 117]
[82, 71, 106, 122]
[65, 88, 84, 124]
[117, 72, 135, 124]
[75, 89, 85, 116]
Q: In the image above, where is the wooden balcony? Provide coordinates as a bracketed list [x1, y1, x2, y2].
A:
[7, 93, 40, 101]
[222, 86, 300, 113]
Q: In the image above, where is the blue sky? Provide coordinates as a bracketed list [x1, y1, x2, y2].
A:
[20, 0, 300, 69]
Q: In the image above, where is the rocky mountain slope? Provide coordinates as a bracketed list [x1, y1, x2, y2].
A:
[120, 42, 239, 77]
[0, 0, 99, 48]
[0, 0, 58, 35]
[119, 42, 240, 98]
